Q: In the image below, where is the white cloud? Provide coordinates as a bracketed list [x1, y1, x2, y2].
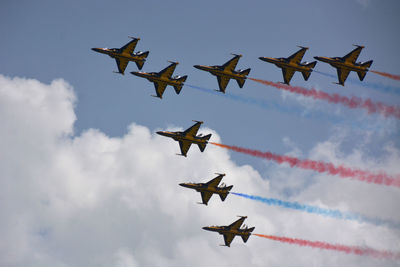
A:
[0, 74, 399, 267]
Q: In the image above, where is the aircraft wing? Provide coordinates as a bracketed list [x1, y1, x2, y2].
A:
[336, 67, 350, 85]
[288, 47, 307, 65]
[343, 46, 362, 64]
[116, 58, 129, 74]
[206, 175, 224, 188]
[120, 38, 139, 55]
[200, 192, 213, 205]
[217, 76, 230, 92]
[228, 217, 246, 230]
[183, 121, 202, 136]
[223, 233, 235, 247]
[179, 141, 192, 156]
[153, 82, 168, 98]
[159, 62, 177, 78]
[222, 55, 240, 72]
[282, 68, 295, 84]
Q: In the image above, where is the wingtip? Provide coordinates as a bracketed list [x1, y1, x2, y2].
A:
[231, 53, 242, 57]
[128, 36, 140, 40]
[192, 120, 203, 124]
[297, 45, 309, 50]
[215, 173, 226, 177]
[352, 44, 365, 48]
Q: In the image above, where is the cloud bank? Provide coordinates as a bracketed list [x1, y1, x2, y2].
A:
[0, 75, 399, 267]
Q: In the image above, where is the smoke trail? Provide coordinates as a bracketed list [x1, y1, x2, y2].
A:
[253, 234, 400, 260]
[231, 192, 400, 228]
[186, 84, 375, 130]
[371, 70, 400, 81]
[249, 77, 400, 119]
[209, 142, 400, 188]
[314, 70, 400, 95]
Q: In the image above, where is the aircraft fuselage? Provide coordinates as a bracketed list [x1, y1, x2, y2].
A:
[193, 65, 246, 80]
[314, 56, 368, 72]
[156, 131, 207, 145]
[259, 57, 312, 72]
[130, 72, 183, 87]
[91, 48, 144, 62]
[202, 226, 250, 237]
[179, 183, 227, 194]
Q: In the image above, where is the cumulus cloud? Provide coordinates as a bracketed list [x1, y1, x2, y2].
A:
[0, 74, 399, 267]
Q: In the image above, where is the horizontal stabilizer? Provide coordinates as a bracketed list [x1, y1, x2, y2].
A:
[135, 60, 145, 70]
[241, 230, 254, 243]
[198, 134, 212, 152]
[219, 186, 233, 201]
[361, 60, 373, 69]
[239, 68, 251, 76]
[173, 75, 188, 94]
[357, 71, 367, 81]
[301, 70, 312, 81]
[305, 61, 317, 69]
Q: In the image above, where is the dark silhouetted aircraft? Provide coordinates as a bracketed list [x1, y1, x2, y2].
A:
[179, 173, 232, 205]
[91, 37, 149, 74]
[314, 45, 373, 86]
[156, 121, 211, 157]
[131, 61, 187, 99]
[194, 54, 251, 93]
[259, 46, 317, 85]
[203, 216, 255, 247]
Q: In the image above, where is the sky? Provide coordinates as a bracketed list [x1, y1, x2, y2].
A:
[1, 0, 400, 266]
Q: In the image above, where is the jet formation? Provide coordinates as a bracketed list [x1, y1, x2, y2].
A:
[92, 38, 374, 248]
[203, 216, 255, 247]
[131, 61, 187, 99]
[156, 120, 211, 157]
[194, 54, 251, 93]
[314, 45, 373, 86]
[179, 173, 233, 205]
[92, 37, 149, 74]
[259, 46, 317, 85]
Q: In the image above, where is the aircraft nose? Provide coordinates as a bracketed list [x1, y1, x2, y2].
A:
[91, 48, 101, 52]
[193, 65, 201, 70]
[314, 56, 322, 61]
[179, 183, 186, 187]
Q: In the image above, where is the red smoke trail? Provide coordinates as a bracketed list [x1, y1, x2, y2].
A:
[254, 234, 400, 260]
[209, 142, 400, 188]
[371, 70, 400, 81]
[249, 78, 400, 119]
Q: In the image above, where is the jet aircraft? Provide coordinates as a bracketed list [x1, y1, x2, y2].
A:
[259, 46, 317, 85]
[194, 54, 251, 93]
[91, 37, 149, 74]
[156, 121, 211, 157]
[179, 173, 232, 205]
[314, 45, 373, 86]
[131, 61, 187, 99]
[203, 216, 255, 247]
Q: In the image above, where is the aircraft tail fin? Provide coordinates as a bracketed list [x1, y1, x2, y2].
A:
[135, 51, 149, 70]
[241, 228, 254, 243]
[198, 134, 212, 152]
[173, 75, 188, 94]
[357, 61, 372, 81]
[235, 68, 251, 88]
[301, 61, 317, 81]
[219, 185, 233, 201]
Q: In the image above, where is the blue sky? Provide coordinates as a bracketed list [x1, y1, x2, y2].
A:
[1, 1, 400, 266]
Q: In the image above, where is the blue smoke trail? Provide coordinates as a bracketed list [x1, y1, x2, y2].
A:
[231, 192, 400, 229]
[186, 84, 376, 131]
[314, 70, 400, 95]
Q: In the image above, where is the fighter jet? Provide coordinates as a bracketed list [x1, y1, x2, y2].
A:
[91, 37, 149, 74]
[259, 46, 317, 85]
[179, 173, 232, 205]
[194, 54, 251, 93]
[314, 45, 373, 86]
[156, 121, 211, 157]
[203, 216, 255, 247]
[130, 61, 187, 99]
